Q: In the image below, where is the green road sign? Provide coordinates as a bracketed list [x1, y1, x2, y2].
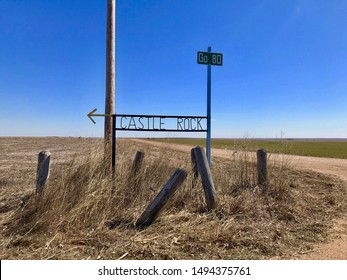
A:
[197, 51, 223, 66]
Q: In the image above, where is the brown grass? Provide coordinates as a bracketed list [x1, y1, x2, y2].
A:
[0, 137, 346, 259]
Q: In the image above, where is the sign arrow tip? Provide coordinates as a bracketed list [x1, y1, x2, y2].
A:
[87, 108, 97, 124]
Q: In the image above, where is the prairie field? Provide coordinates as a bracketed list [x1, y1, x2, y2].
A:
[153, 138, 347, 159]
[0, 137, 346, 260]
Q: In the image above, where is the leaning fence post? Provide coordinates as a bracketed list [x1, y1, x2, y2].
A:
[136, 168, 187, 228]
[192, 146, 216, 210]
[257, 148, 267, 186]
[36, 151, 51, 194]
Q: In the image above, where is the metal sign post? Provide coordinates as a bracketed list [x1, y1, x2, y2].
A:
[206, 47, 212, 166]
[197, 47, 223, 166]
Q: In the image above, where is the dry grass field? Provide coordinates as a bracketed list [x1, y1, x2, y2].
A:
[0, 137, 346, 260]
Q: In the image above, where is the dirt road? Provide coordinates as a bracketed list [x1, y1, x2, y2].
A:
[132, 139, 347, 259]
[133, 139, 347, 180]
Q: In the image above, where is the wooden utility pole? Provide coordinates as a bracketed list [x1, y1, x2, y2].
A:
[104, 0, 115, 172]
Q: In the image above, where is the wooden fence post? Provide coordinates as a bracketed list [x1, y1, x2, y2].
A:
[136, 168, 187, 228]
[191, 147, 216, 210]
[191, 148, 199, 188]
[131, 150, 145, 175]
[257, 148, 267, 186]
[36, 151, 51, 194]
[123, 151, 145, 205]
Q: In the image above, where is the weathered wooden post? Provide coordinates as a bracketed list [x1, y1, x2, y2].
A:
[257, 148, 267, 186]
[131, 150, 145, 175]
[36, 151, 51, 194]
[191, 146, 216, 210]
[104, 0, 116, 174]
[123, 150, 145, 204]
[136, 168, 187, 228]
[191, 148, 199, 188]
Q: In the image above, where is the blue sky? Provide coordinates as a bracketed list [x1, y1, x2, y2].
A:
[1, 0, 346, 138]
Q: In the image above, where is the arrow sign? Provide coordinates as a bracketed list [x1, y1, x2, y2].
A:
[87, 108, 113, 124]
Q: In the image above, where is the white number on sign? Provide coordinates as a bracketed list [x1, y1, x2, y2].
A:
[198, 53, 208, 63]
[212, 54, 222, 65]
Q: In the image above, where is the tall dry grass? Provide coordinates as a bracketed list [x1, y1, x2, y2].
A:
[2, 139, 346, 259]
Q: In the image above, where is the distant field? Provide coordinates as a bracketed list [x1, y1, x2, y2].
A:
[152, 138, 347, 159]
